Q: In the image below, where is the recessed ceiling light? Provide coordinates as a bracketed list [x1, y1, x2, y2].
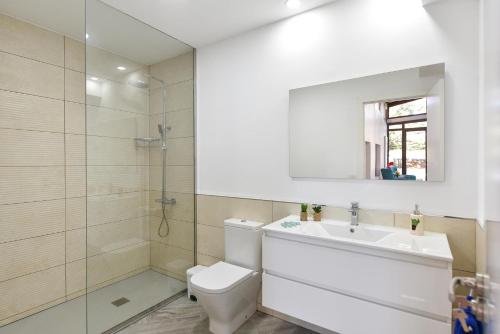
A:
[85, 33, 89, 39]
[89, 76, 99, 81]
[116, 66, 127, 71]
[285, 0, 301, 9]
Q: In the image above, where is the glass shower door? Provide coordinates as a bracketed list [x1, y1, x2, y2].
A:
[85, 1, 195, 332]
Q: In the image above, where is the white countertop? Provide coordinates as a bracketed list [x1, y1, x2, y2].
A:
[263, 215, 453, 263]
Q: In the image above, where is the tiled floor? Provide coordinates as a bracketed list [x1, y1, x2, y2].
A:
[0, 270, 185, 334]
[119, 296, 317, 334]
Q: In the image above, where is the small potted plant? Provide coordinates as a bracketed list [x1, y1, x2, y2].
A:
[300, 203, 308, 221]
[312, 205, 322, 221]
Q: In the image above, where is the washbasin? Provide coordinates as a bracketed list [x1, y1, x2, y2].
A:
[264, 215, 453, 263]
[301, 222, 392, 242]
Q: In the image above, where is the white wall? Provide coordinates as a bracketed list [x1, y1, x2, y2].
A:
[197, 0, 478, 218]
[364, 102, 386, 179]
[478, 0, 500, 224]
[426, 79, 445, 181]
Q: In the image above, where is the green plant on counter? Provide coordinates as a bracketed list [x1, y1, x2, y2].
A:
[411, 218, 420, 227]
[301, 203, 308, 213]
[312, 205, 322, 214]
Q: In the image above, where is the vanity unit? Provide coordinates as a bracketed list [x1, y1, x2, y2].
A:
[262, 215, 453, 334]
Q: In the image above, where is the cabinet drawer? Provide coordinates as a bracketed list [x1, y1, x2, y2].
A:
[263, 273, 451, 334]
[262, 235, 451, 320]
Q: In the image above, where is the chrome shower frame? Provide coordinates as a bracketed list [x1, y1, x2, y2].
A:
[152, 75, 176, 237]
[132, 74, 176, 237]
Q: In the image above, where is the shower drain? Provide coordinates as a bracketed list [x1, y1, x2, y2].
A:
[111, 297, 130, 307]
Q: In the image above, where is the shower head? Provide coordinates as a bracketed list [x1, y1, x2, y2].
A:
[128, 79, 149, 89]
[128, 74, 165, 89]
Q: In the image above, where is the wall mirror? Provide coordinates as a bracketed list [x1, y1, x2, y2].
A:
[289, 63, 445, 182]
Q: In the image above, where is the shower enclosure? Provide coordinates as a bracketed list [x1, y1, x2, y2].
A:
[0, 0, 195, 333]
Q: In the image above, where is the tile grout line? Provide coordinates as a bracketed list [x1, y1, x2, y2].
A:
[63, 36, 68, 300]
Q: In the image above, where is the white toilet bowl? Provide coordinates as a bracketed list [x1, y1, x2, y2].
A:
[191, 261, 261, 334]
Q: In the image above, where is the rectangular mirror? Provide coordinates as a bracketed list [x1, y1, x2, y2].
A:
[289, 63, 445, 181]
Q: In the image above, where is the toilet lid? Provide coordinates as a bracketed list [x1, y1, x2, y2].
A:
[191, 261, 253, 294]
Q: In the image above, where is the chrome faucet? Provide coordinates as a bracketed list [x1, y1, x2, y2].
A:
[348, 202, 359, 226]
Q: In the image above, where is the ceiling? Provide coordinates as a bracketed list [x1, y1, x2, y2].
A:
[100, 0, 338, 47]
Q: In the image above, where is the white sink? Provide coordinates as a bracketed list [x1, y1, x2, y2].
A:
[301, 222, 392, 242]
[263, 215, 453, 262]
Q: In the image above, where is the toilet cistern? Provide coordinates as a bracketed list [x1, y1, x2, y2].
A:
[349, 201, 359, 226]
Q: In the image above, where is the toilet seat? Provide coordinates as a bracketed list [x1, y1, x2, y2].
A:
[191, 261, 253, 294]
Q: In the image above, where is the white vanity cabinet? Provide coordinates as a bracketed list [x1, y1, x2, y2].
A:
[261, 216, 453, 334]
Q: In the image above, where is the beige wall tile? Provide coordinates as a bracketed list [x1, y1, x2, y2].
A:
[65, 69, 85, 103]
[87, 105, 149, 139]
[359, 209, 394, 226]
[476, 222, 487, 273]
[0, 90, 64, 132]
[150, 137, 194, 166]
[87, 217, 149, 257]
[149, 191, 194, 222]
[87, 241, 150, 288]
[86, 45, 147, 84]
[87, 191, 148, 226]
[65, 102, 85, 134]
[395, 214, 476, 272]
[87, 136, 148, 166]
[150, 217, 194, 251]
[64, 37, 84, 72]
[0, 14, 64, 66]
[150, 109, 194, 139]
[65, 134, 86, 165]
[66, 259, 86, 296]
[196, 253, 222, 267]
[87, 166, 148, 196]
[87, 78, 148, 114]
[197, 224, 225, 259]
[0, 52, 64, 99]
[150, 80, 193, 113]
[150, 166, 194, 193]
[196, 195, 273, 228]
[150, 51, 193, 86]
[0, 233, 64, 281]
[0, 199, 65, 243]
[0, 129, 63, 166]
[272, 201, 301, 221]
[0, 166, 65, 204]
[66, 228, 86, 263]
[166, 80, 194, 112]
[66, 197, 86, 231]
[0, 265, 65, 321]
[150, 242, 193, 279]
[66, 165, 86, 198]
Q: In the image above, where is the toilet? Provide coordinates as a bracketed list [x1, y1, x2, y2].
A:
[191, 218, 264, 334]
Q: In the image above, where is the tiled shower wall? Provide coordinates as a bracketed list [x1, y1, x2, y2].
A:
[0, 14, 198, 326]
[148, 52, 195, 281]
[0, 14, 86, 325]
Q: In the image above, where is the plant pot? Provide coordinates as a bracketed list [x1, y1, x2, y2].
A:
[313, 212, 321, 221]
[300, 212, 308, 221]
